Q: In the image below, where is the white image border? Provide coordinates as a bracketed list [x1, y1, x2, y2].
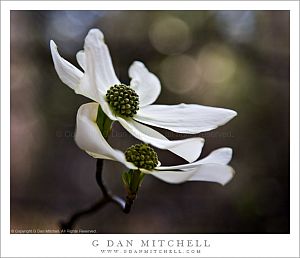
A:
[1, 1, 299, 257]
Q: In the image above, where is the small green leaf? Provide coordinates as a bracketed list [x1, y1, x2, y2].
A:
[122, 171, 130, 187]
[121, 169, 145, 196]
[96, 104, 113, 139]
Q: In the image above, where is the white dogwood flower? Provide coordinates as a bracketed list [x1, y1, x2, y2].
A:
[75, 103, 235, 185]
[50, 28, 237, 163]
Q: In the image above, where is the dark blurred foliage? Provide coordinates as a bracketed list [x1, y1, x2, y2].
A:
[10, 11, 289, 233]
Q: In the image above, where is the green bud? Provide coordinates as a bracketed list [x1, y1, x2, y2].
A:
[106, 84, 140, 118]
[125, 143, 159, 170]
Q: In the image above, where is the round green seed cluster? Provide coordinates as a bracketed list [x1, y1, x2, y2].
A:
[106, 84, 139, 117]
[125, 144, 159, 170]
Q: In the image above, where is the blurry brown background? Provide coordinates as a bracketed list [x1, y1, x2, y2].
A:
[11, 11, 289, 233]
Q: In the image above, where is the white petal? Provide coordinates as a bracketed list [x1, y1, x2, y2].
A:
[195, 147, 232, 165]
[150, 170, 194, 184]
[129, 61, 161, 107]
[98, 94, 118, 121]
[135, 104, 237, 134]
[50, 40, 102, 103]
[50, 40, 83, 91]
[117, 117, 204, 163]
[76, 50, 86, 70]
[156, 148, 233, 170]
[150, 164, 235, 185]
[82, 29, 120, 95]
[186, 164, 235, 185]
[74, 102, 135, 169]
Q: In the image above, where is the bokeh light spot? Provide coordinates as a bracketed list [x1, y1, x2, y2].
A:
[215, 11, 256, 43]
[149, 16, 192, 55]
[197, 44, 236, 84]
[160, 55, 200, 94]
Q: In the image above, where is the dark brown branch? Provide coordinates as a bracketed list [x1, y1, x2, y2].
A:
[59, 198, 110, 231]
[59, 159, 126, 233]
[96, 159, 109, 197]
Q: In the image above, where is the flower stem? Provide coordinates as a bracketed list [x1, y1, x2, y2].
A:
[122, 169, 144, 214]
[124, 193, 136, 214]
[96, 159, 109, 197]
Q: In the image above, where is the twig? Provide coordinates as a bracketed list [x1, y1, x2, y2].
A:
[59, 198, 111, 232]
[95, 159, 109, 197]
[59, 159, 126, 233]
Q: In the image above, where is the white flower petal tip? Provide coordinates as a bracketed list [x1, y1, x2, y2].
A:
[50, 39, 56, 49]
[129, 61, 161, 107]
[136, 104, 237, 134]
[220, 109, 237, 125]
[50, 40, 83, 90]
[188, 164, 236, 186]
[198, 147, 233, 165]
[86, 28, 104, 41]
[168, 137, 204, 163]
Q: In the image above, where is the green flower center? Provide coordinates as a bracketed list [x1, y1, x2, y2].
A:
[106, 84, 139, 117]
[125, 144, 159, 170]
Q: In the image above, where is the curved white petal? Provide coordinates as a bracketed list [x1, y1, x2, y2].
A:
[76, 50, 86, 70]
[186, 164, 235, 185]
[129, 61, 161, 107]
[74, 102, 136, 169]
[150, 164, 235, 185]
[117, 117, 204, 163]
[50, 40, 83, 91]
[195, 147, 232, 165]
[150, 170, 194, 183]
[135, 104, 237, 134]
[50, 40, 102, 103]
[156, 148, 233, 170]
[81, 29, 120, 95]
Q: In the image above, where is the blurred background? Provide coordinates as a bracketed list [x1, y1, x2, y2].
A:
[11, 11, 289, 233]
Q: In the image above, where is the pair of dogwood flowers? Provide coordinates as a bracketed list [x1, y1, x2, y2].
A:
[50, 29, 237, 200]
